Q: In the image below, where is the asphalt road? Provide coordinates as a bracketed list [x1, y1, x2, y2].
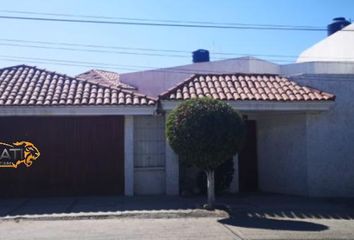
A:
[1, 217, 354, 240]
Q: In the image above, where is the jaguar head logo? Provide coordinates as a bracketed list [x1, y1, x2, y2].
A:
[13, 141, 41, 167]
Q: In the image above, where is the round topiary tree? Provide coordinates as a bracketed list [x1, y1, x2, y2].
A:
[166, 98, 245, 208]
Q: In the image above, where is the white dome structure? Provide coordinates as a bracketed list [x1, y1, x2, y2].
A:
[297, 23, 354, 63]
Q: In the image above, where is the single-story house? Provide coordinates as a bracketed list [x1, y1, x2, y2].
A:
[1, 20, 354, 198]
[1, 63, 344, 198]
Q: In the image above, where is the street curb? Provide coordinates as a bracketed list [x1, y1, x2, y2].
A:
[0, 209, 229, 221]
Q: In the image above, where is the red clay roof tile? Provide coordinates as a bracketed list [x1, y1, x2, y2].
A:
[160, 73, 335, 102]
[0, 65, 155, 106]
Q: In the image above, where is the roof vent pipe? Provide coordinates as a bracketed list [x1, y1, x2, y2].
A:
[327, 17, 351, 36]
[192, 49, 210, 63]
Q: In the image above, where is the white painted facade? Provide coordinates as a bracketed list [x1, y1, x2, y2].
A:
[290, 74, 354, 197]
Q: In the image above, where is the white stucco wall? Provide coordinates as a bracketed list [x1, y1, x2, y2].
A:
[293, 74, 354, 197]
[257, 113, 309, 195]
[253, 72, 354, 197]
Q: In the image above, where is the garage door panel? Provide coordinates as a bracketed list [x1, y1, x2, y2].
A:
[0, 116, 124, 197]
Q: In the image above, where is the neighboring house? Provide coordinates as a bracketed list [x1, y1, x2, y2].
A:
[1, 20, 353, 198]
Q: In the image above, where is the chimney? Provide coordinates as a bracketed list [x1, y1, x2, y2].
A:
[327, 17, 351, 36]
[192, 49, 210, 63]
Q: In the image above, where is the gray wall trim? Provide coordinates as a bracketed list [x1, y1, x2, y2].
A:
[0, 105, 155, 116]
[124, 116, 134, 196]
[165, 116, 179, 195]
[229, 154, 239, 193]
[161, 100, 334, 112]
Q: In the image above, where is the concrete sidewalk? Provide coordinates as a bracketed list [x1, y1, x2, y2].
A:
[0, 196, 197, 217]
[0, 195, 222, 220]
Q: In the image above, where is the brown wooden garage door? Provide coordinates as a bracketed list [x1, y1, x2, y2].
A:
[0, 116, 124, 197]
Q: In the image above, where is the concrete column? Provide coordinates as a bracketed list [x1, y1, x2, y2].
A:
[165, 113, 179, 195]
[165, 140, 179, 195]
[229, 154, 239, 193]
[124, 116, 134, 196]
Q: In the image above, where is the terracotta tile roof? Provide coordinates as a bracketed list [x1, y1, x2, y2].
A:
[76, 69, 136, 90]
[0, 65, 155, 106]
[160, 73, 335, 101]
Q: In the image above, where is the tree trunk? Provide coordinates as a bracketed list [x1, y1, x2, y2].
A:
[206, 170, 215, 209]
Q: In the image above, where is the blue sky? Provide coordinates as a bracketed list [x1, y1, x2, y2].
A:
[0, 0, 353, 75]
